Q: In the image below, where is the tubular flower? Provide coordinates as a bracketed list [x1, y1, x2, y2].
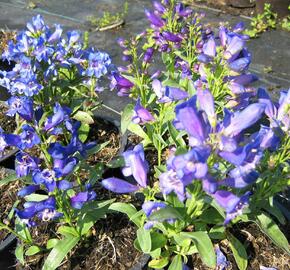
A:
[132, 99, 155, 124]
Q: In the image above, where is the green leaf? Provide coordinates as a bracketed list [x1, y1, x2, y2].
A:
[25, 194, 48, 202]
[137, 227, 151, 253]
[128, 122, 150, 141]
[204, 195, 226, 218]
[149, 206, 183, 221]
[200, 208, 224, 224]
[0, 171, 18, 187]
[108, 202, 141, 227]
[42, 235, 80, 270]
[46, 238, 59, 249]
[168, 255, 182, 270]
[180, 232, 216, 268]
[78, 123, 90, 142]
[107, 156, 125, 168]
[168, 122, 186, 147]
[77, 199, 114, 235]
[148, 257, 169, 269]
[151, 232, 167, 250]
[255, 213, 290, 254]
[73, 110, 94, 124]
[25, 245, 42, 256]
[209, 226, 226, 240]
[121, 103, 134, 134]
[57, 226, 79, 237]
[15, 244, 25, 265]
[228, 232, 248, 270]
[263, 198, 285, 225]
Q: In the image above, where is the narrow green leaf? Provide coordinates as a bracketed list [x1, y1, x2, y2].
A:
[25, 194, 48, 202]
[168, 255, 182, 270]
[137, 227, 151, 253]
[255, 213, 290, 254]
[78, 123, 90, 142]
[180, 232, 216, 268]
[149, 206, 183, 221]
[15, 244, 25, 265]
[77, 200, 113, 235]
[121, 103, 134, 134]
[42, 235, 80, 270]
[149, 257, 169, 269]
[107, 156, 125, 168]
[128, 122, 150, 141]
[0, 171, 18, 187]
[46, 238, 59, 249]
[25, 245, 42, 256]
[168, 122, 186, 147]
[109, 202, 140, 227]
[228, 232, 248, 270]
[73, 110, 94, 124]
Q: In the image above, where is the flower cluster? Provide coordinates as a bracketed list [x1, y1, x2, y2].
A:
[103, 1, 290, 269]
[0, 14, 111, 103]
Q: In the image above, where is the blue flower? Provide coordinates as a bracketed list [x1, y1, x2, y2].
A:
[15, 152, 39, 177]
[6, 96, 34, 121]
[85, 51, 111, 78]
[122, 144, 149, 188]
[33, 169, 56, 192]
[132, 99, 155, 124]
[213, 190, 251, 224]
[44, 103, 71, 131]
[18, 125, 41, 150]
[70, 191, 96, 209]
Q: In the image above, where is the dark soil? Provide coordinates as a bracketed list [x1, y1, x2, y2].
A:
[191, 222, 290, 270]
[0, 103, 16, 134]
[0, 167, 22, 242]
[87, 117, 121, 164]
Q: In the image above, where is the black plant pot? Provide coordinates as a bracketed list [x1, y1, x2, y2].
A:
[0, 148, 18, 169]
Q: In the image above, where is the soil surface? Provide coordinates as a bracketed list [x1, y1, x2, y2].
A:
[0, 167, 22, 242]
[191, 222, 290, 270]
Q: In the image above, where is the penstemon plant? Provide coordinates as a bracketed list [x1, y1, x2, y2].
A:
[0, 15, 115, 269]
[104, 0, 290, 269]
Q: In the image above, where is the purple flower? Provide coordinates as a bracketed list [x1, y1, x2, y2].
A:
[33, 169, 56, 192]
[18, 185, 40, 197]
[48, 24, 63, 43]
[152, 79, 188, 103]
[111, 72, 134, 96]
[15, 152, 39, 177]
[70, 191, 96, 209]
[132, 99, 155, 124]
[174, 97, 208, 146]
[0, 128, 8, 152]
[16, 196, 57, 221]
[145, 9, 165, 28]
[143, 47, 154, 64]
[159, 169, 186, 201]
[26, 14, 46, 35]
[44, 103, 71, 131]
[6, 96, 34, 121]
[223, 103, 265, 136]
[167, 146, 209, 184]
[142, 201, 167, 229]
[18, 125, 41, 150]
[215, 246, 229, 270]
[197, 89, 216, 127]
[153, 1, 166, 14]
[213, 190, 251, 224]
[101, 177, 140, 193]
[202, 175, 218, 194]
[224, 36, 245, 60]
[85, 51, 111, 78]
[122, 144, 149, 187]
[53, 157, 78, 178]
[162, 31, 183, 43]
[203, 37, 216, 58]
